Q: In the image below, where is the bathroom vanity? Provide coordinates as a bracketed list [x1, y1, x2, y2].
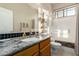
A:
[14, 37, 51, 56]
[0, 36, 51, 56]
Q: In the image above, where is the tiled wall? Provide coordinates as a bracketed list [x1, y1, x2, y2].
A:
[0, 32, 37, 39]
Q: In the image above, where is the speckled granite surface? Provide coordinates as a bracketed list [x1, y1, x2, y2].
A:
[0, 36, 50, 56]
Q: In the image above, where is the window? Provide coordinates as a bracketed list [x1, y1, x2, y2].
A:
[64, 9, 67, 16]
[55, 10, 63, 18]
[66, 7, 75, 16]
[57, 10, 63, 18]
[55, 7, 75, 18]
[55, 12, 58, 18]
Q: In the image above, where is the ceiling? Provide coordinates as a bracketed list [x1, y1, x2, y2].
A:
[28, 3, 77, 11]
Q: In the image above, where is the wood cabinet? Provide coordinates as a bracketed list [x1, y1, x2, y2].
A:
[40, 44, 51, 56]
[15, 44, 39, 56]
[33, 52, 39, 56]
[14, 37, 51, 56]
[40, 38, 50, 50]
[40, 38, 51, 56]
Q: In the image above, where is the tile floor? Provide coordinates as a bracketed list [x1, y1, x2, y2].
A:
[51, 46, 76, 56]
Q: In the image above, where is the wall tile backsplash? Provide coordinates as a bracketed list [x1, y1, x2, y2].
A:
[0, 32, 37, 39]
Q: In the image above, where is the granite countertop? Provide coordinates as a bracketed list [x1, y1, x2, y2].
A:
[0, 35, 50, 56]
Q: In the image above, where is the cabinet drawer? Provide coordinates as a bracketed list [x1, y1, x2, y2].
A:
[40, 44, 51, 56]
[15, 44, 39, 56]
[40, 38, 50, 50]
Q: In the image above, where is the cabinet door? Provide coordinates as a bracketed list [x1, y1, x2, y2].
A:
[15, 44, 39, 56]
[40, 44, 51, 56]
[40, 38, 50, 50]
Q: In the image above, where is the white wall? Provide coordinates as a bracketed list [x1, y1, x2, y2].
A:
[51, 16, 77, 43]
[50, 3, 79, 43]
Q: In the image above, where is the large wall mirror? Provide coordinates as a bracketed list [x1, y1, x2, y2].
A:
[0, 7, 13, 34]
[0, 4, 38, 34]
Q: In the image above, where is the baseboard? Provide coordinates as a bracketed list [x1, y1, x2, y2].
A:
[55, 40, 75, 49]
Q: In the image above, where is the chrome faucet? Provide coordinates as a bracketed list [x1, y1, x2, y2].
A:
[22, 32, 26, 39]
